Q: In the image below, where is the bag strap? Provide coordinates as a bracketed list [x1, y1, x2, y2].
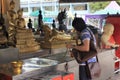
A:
[87, 28, 97, 50]
[86, 28, 95, 41]
[75, 28, 95, 45]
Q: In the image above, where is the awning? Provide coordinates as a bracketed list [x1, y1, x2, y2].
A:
[59, 0, 112, 3]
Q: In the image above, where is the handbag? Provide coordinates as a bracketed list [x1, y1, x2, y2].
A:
[71, 28, 98, 63]
[85, 57, 101, 79]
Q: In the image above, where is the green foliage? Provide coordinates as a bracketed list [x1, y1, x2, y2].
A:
[89, 1, 110, 13]
[117, 1, 120, 5]
[89, 1, 120, 13]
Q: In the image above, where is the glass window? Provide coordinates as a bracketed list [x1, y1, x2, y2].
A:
[23, 8, 28, 12]
[59, 5, 70, 11]
[32, 7, 40, 12]
[44, 6, 55, 11]
[73, 4, 87, 10]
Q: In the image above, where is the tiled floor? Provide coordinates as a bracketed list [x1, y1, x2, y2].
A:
[108, 73, 120, 80]
[115, 74, 120, 80]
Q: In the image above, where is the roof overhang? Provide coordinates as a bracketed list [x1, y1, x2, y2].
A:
[59, 0, 113, 3]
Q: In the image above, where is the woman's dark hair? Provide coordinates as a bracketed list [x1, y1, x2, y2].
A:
[72, 18, 87, 32]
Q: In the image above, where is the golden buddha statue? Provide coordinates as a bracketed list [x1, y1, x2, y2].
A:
[16, 8, 25, 29]
[40, 24, 73, 48]
[7, 0, 16, 20]
[7, 0, 16, 46]
[15, 8, 40, 53]
[42, 24, 72, 42]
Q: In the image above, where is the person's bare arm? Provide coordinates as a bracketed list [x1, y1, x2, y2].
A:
[73, 39, 90, 51]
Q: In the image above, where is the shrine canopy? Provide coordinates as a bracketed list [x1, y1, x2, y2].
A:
[94, 1, 120, 15]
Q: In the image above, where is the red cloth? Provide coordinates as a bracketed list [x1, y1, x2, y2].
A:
[106, 16, 120, 58]
[115, 61, 119, 70]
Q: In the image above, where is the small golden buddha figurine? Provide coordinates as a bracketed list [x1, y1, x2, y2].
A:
[16, 8, 25, 29]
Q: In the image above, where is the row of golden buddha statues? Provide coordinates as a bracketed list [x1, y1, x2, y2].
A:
[6, 0, 40, 53]
[0, 0, 74, 76]
[0, 0, 74, 52]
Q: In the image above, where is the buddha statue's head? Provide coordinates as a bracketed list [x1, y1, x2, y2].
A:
[103, 23, 114, 35]
[17, 18, 25, 28]
[17, 8, 23, 18]
[9, 0, 15, 10]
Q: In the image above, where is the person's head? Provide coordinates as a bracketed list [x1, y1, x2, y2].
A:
[72, 17, 86, 32]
